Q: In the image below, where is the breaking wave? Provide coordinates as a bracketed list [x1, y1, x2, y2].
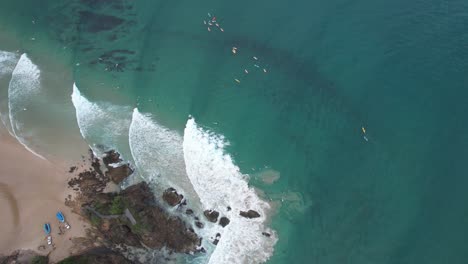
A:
[128, 109, 200, 205]
[71, 83, 132, 157]
[8, 53, 46, 160]
[0, 50, 19, 135]
[183, 118, 277, 264]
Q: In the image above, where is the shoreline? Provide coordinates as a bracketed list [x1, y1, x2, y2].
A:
[0, 131, 88, 262]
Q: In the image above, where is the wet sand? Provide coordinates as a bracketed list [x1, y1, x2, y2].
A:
[0, 130, 88, 261]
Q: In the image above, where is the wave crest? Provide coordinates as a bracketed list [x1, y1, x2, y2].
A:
[0, 50, 19, 134]
[8, 53, 45, 160]
[128, 109, 199, 203]
[183, 118, 277, 264]
[71, 83, 132, 157]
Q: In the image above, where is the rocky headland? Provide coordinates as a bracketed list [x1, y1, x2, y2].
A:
[62, 150, 202, 263]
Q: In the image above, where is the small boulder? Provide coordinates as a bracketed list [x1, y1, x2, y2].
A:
[262, 232, 271, 237]
[163, 188, 184, 206]
[195, 221, 204, 228]
[219, 217, 230, 227]
[239, 210, 261, 219]
[103, 150, 122, 166]
[106, 165, 133, 184]
[69, 166, 77, 173]
[203, 210, 219, 223]
[186, 209, 194, 215]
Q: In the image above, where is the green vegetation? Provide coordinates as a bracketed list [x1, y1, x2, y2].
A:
[130, 222, 151, 235]
[93, 201, 109, 215]
[131, 222, 145, 234]
[126, 207, 147, 235]
[90, 214, 101, 226]
[57, 256, 90, 264]
[31, 256, 48, 264]
[109, 195, 124, 215]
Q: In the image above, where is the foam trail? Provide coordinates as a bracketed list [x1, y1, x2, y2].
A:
[128, 109, 200, 204]
[8, 53, 46, 160]
[0, 50, 19, 135]
[183, 118, 278, 264]
[71, 83, 132, 157]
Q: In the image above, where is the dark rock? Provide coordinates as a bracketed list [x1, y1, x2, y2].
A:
[57, 247, 131, 264]
[163, 188, 184, 206]
[0, 250, 45, 264]
[105, 165, 133, 184]
[102, 150, 122, 166]
[69, 166, 77, 173]
[195, 221, 204, 228]
[203, 210, 219, 223]
[120, 183, 199, 253]
[186, 209, 194, 215]
[262, 232, 271, 237]
[100, 150, 133, 184]
[213, 233, 221, 245]
[219, 217, 230, 227]
[213, 238, 219, 245]
[239, 210, 261, 219]
[104, 224, 140, 247]
[68, 167, 201, 254]
[227, 206, 231, 211]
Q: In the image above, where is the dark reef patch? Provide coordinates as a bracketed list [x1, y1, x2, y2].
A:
[79, 11, 125, 33]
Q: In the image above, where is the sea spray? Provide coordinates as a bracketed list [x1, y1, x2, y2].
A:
[0, 50, 19, 135]
[8, 53, 46, 160]
[128, 108, 201, 207]
[183, 118, 277, 264]
[71, 83, 132, 158]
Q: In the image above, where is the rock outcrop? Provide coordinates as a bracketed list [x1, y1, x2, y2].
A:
[67, 149, 202, 260]
[120, 183, 200, 252]
[0, 250, 45, 264]
[162, 187, 184, 206]
[219, 216, 230, 227]
[203, 210, 219, 223]
[102, 150, 133, 184]
[239, 210, 261, 219]
[57, 247, 131, 264]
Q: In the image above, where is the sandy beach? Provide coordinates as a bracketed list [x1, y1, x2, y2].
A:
[0, 128, 88, 262]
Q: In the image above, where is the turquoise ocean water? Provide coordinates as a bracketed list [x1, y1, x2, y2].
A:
[1, 0, 468, 263]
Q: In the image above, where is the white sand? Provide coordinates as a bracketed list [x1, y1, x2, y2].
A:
[0, 131, 88, 261]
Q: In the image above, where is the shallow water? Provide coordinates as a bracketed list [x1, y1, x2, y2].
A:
[1, 0, 468, 263]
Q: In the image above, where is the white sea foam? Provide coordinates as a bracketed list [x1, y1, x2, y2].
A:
[8, 53, 46, 160]
[0, 50, 19, 135]
[128, 109, 200, 204]
[71, 83, 132, 157]
[183, 118, 277, 264]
